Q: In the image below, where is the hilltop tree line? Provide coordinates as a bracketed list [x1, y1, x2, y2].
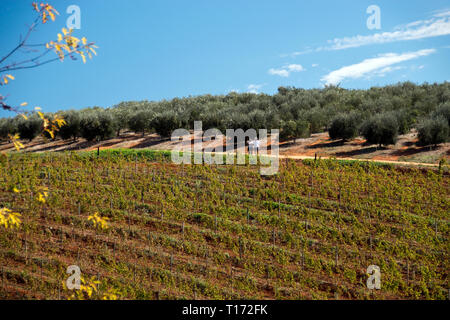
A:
[0, 82, 449, 147]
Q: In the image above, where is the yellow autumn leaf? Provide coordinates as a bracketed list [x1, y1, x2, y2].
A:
[45, 128, 55, 139]
[88, 212, 109, 230]
[9, 134, 24, 151]
[36, 191, 48, 204]
[0, 207, 22, 229]
[54, 116, 67, 127]
[48, 11, 55, 21]
[13, 141, 24, 151]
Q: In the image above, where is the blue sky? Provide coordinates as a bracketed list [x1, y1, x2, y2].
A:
[0, 0, 449, 117]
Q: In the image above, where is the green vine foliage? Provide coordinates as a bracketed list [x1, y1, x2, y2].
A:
[0, 150, 448, 299]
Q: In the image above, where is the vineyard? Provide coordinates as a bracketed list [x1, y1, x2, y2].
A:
[0, 150, 448, 300]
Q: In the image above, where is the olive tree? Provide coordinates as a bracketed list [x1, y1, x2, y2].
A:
[0, 118, 16, 141]
[111, 106, 132, 137]
[152, 111, 180, 138]
[361, 114, 398, 147]
[17, 115, 42, 142]
[58, 110, 81, 141]
[328, 113, 360, 141]
[80, 110, 115, 141]
[417, 116, 449, 148]
[432, 103, 450, 126]
[128, 110, 154, 137]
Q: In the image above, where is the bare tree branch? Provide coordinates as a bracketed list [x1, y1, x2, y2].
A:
[0, 49, 54, 73]
[0, 16, 40, 65]
[0, 51, 76, 73]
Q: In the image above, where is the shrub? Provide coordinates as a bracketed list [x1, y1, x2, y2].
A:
[0, 118, 16, 140]
[295, 119, 310, 139]
[432, 102, 450, 126]
[80, 111, 116, 141]
[58, 110, 81, 141]
[304, 107, 327, 133]
[361, 114, 398, 147]
[248, 109, 266, 130]
[390, 109, 414, 135]
[417, 116, 449, 147]
[328, 113, 360, 141]
[17, 115, 42, 142]
[128, 110, 154, 136]
[151, 111, 180, 138]
[280, 119, 310, 142]
[111, 107, 132, 137]
[280, 120, 297, 141]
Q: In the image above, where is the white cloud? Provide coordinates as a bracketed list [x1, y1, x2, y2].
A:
[409, 64, 425, 71]
[289, 9, 450, 55]
[371, 66, 405, 78]
[268, 68, 290, 77]
[328, 14, 450, 50]
[247, 84, 264, 94]
[268, 64, 305, 77]
[433, 9, 450, 18]
[312, 63, 319, 67]
[287, 64, 304, 72]
[321, 49, 435, 85]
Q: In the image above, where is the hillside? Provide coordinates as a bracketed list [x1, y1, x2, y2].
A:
[1, 129, 448, 166]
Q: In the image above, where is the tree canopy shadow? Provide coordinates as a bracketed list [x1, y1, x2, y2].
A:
[334, 146, 380, 157]
[306, 140, 345, 149]
[131, 136, 168, 149]
[279, 140, 306, 149]
[31, 140, 79, 152]
[391, 145, 439, 157]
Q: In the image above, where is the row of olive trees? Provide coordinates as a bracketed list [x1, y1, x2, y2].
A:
[0, 82, 449, 144]
[327, 103, 449, 147]
[0, 107, 182, 143]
